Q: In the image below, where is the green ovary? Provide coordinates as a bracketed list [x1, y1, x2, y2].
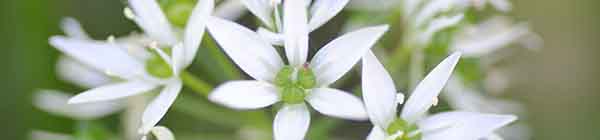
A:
[386, 118, 422, 140]
[275, 65, 317, 104]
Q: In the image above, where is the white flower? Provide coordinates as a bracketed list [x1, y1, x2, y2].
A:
[452, 16, 543, 58]
[242, 0, 350, 45]
[33, 90, 124, 120]
[362, 51, 517, 140]
[49, 0, 214, 137]
[206, 5, 389, 138]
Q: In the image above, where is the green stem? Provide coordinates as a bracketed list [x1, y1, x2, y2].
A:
[180, 71, 213, 96]
[409, 45, 424, 92]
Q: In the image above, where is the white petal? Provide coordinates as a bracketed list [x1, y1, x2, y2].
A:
[215, 0, 247, 20]
[257, 27, 284, 46]
[283, 0, 309, 66]
[418, 14, 464, 44]
[273, 104, 311, 140]
[69, 81, 158, 104]
[347, 0, 400, 12]
[171, 43, 185, 75]
[206, 17, 284, 81]
[366, 126, 386, 140]
[183, 0, 214, 66]
[488, 0, 512, 12]
[401, 52, 461, 123]
[34, 90, 123, 120]
[310, 25, 389, 86]
[49, 36, 146, 80]
[306, 88, 368, 120]
[452, 21, 531, 58]
[128, 0, 177, 44]
[60, 17, 90, 39]
[140, 81, 183, 134]
[361, 51, 398, 128]
[30, 130, 72, 140]
[241, 0, 274, 28]
[308, 0, 349, 31]
[418, 112, 517, 140]
[56, 56, 111, 88]
[413, 0, 465, 27]
[150, 126, 175, 140]
[208, 80, 280, 109]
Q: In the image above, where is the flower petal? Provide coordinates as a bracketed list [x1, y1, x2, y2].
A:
[310, 25, 389, 86]
[171, 43, 185, 75]
[418, 14, 464, 44]
[401, 52, 461, 123]
[183, 0, 214, 66]
[49, 36, 146, 80]
[488, 0, 512, 12]
[139, 81, 183, 134]
[366, 126, 386, 140]
[257, 27, 284, 46]
[57, 56, 111, 88]
[207, 17, 284, 81]
[209, 80, 280, 109]
[215, 0, 247, 20]
[308, 0, 349, 31]
[128, 0, 177, 44]
[241, 0, 274, 28]
[413, 0, 465, 27]
[60, 17, 90, 39]
[418, 111, 517, 140]
[306, 88, 368, 120]
[273, 104, 311, 140]
[34, 90, 123, 120]
[68, 81, 158, 104]
[150, 126, 175, 140]
[283, 0, 310, 66]
[361, 51, 398, 128]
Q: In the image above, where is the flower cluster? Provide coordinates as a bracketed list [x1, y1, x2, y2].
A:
[35, 0, 540, 140]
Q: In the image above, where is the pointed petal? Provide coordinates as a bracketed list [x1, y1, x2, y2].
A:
[274, 104, 311, 140]
[150, 126, 175, 140]
[139, 81, 183, 134]
[361, 51, 398, 128]
[284, 0, 309, 66]
[60, 17, 90, 39]
[128, 0, 177, 44]
[215, 0, 247, 20]
[366, 126, 386, 140]
[241, 0, 274, 28]
[414, 0, 462, 27]
[34, 90, 123, 120]
[49, 36, 146, 80]
[401, 53, 461, 123]
[418, 14, 464, 44]
[209, 81, 280, 109]
[171, 43, 185, 75]
[257, 27, 284, 46]
[306, 88, 368, 120]
[308, 0, 349, 31]
[207, 17, 284, 81]
[183, 0, 214, 66]
[57, 56, 111, 88]
[310, 25, 389, 86]
[69, 81, 157, 104]
[419, 112, 517, 140]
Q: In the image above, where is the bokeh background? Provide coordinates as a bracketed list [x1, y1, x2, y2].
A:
[1, 0, 599, 139]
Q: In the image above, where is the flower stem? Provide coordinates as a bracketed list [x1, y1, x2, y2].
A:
[180, 71, 213, 96]
[409, 45, 424, 92]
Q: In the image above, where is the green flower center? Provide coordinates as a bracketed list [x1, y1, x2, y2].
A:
[145, 48, 173, 79]
[159, 0, 194, 27]
[274, 65, 316, 104]
[386, 118, 422, 140]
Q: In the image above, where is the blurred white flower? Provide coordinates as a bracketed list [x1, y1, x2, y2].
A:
[206, 4, 389, 138]
[242, 0, 349, 45]
[29, 130, 73, 140]
[49, 0, 214, 137]
[452, 16, 543, 58]
[444, 77, 531, 140]
[362, 51, 517, 140]
[34, 90, 124, 120]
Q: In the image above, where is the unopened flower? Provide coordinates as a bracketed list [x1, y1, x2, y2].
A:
[206, 4, 389, 138]
[362, 51, 517, 140]
[452, 16, 542, 58]
[49, 0, 214, 137]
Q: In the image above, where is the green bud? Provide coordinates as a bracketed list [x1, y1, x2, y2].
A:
[386, 119, 409, 135]
[281, 86, 306, 104]
[275, 66, 294, 86]
[297, 66, 316, 89]
[165, 2, 194, 27]
[145, 51, 173, 79]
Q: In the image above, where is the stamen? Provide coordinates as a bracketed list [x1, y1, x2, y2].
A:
[106, 35, 116, 43]
[432, 97, 439, 106]
[396, 93, 405, 105]
[123, 7, 136, 20]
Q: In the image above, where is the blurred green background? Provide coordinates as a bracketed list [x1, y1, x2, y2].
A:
[1, 0, 599, 139]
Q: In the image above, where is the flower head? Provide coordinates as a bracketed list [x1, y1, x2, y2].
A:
[206, 5, 389, 138]
[362, 51, 517, 140]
